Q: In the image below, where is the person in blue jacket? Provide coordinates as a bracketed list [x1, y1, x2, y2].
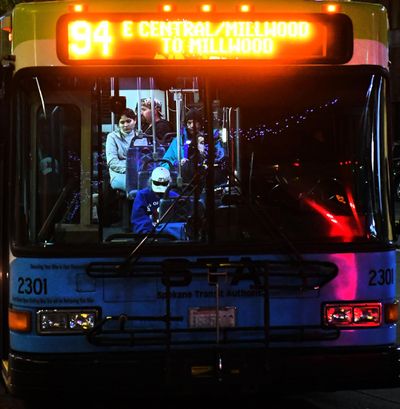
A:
[163, 108, 225, 171]
[131, 166, 173, 234]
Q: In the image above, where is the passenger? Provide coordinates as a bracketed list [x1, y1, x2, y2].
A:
[163, 108, 205, 169]
[163, 108, 225, 178]
[105, 108, 137, 191]
[140, 97, 174, 144]
[131, 166, 177, 234]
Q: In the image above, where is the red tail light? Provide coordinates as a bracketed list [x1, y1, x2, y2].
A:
[324, 302, 382, 327]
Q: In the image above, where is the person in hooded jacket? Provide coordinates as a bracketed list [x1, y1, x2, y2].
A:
[105, 108, 137, 191]
[163, 108, 204, 168]
[163, 108, 225, 184]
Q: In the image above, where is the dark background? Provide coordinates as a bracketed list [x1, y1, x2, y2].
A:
[360, 0, 400, 141]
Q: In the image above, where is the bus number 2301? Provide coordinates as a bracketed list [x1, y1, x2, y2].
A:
[368, 268, 394, 286]
[17, 277, 48, 295]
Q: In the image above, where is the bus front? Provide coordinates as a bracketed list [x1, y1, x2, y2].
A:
[3, 0, 399, 396]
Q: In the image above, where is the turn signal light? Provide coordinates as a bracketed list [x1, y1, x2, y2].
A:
[385, 302, 399, 324]
[9, 309, 31, 332]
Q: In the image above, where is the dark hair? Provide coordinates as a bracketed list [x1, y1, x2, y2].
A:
[118, 108, 137, 121]
[185, 108, 203, 122]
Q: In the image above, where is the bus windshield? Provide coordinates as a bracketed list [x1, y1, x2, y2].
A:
[13, 67, 392, 248]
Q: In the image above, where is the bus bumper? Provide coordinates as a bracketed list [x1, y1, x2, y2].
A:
[5, 345, 400, 397]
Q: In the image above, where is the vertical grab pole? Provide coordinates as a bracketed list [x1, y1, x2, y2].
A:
[234, 107, 241, 192]
[174, 91, 183, 187]
[150, 78, 157, 160]
[111, 77, 115, 130]
[136, 77, 142, 134]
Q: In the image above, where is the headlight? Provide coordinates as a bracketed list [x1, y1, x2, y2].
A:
[37, 309, 98, 334]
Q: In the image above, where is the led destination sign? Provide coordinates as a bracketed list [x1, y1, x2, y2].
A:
[56, 13, 353, 64]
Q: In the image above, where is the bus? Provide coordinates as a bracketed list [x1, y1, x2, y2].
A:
[0, 0, 398, 397]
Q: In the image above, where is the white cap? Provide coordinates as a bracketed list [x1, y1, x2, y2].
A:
[141, 97, 162, 111]
[151, 166, 171, 193]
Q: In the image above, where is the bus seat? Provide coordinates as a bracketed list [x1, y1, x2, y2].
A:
[155, 222, 186, 240]
[158, 196, 205, 240]
[101, 154, 132, 230]
[125, 146, 166, 199]
[159, 195, 204, 223]
[159, 131, 176, 146]
[214, 205, 241, 240]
